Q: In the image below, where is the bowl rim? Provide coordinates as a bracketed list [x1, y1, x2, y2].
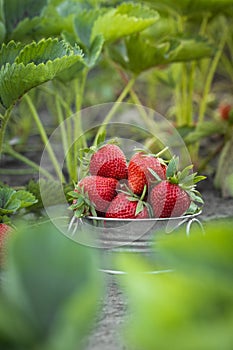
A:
[86, 210, 202, 222]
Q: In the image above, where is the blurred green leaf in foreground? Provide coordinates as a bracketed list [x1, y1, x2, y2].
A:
[117, 219, 233, 350]
[0, 222, 104, 350]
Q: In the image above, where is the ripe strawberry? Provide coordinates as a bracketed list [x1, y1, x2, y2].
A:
[89, 143, 128, 180]
[0, 224, 12, 264]
[150, 181, 191, 218]
[128, 152, 166, 195]
[106, 187, 150, 219]
[69, 175, 118, 217]
[0, 223, 11, 246]
[149, 157, 206, 218]
[219, 103, 232, 121]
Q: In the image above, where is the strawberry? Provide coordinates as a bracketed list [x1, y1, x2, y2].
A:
[69, 175, 118, 217]
[149, 157, 206, 218]
[219, 103, 232, 121]
[150, 181, 191, 218]
[88, 143, 128, 180]
[128, 152, 166, 195]
[0, 223, 11, 246]
[0, 224, 12, 265]
[106, 187, 150, 219]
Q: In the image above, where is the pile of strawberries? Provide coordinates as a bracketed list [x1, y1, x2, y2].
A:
[69, 140, 205, 219]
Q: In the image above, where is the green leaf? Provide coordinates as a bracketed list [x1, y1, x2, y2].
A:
[0, 38, 84, 109]
[74, 9, 102, 48]
[110, 33, 213, 74]
[166, 157, 178, 178]
[185, 121, 227, 144]
[178, 165, 193, 182]
[135, 201, 143, 216]
[165, 36, 214, 63]
[10, 2, 74, 42]
[1, 222, 103, 349]
[86, 34, 104, 68]
[156, 219, 233, 282]
[0, 199, 21, 214]
[0, 41, 24, 67]
[148, 168, 162, 182]
[117, 220, 233, 350]
[3, 0, 48, 34]
[0, 186, 15, 209]
[148, 0, 233, 16]
[188, 191, 204, 204]
[124, 35, 170, 74]
[96, 130, 106, 146]
[0, 0, 5, 43]
[0, 290, 37, 345]
[193, 175, 206, 184]
[91, 3, 159, 42]
[11, 190, 37, 208]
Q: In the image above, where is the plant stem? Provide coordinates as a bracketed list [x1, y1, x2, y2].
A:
[0, 168, 38, 175]
[0, 107, 12, 155]
[24, 94, 65, 183]
[72, 68, 88, 182]
[55, 95, 72, 179]
[198, 27, 228, 124]
[4, 145, 54, 180]
[181, 63, 188, 125]
[187, 61, 196, 126]
[94, 77, 136, 145]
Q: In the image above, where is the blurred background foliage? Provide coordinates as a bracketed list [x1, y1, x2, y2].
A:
[117, 219, 233, 350]
[0, 222, 104, 350]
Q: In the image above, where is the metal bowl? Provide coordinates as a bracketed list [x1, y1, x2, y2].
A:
[69, 211, 202, 249]
[68, 211, 203, 274]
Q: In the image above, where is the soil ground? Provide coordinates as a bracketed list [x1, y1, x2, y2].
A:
[85, 184, 233, 350]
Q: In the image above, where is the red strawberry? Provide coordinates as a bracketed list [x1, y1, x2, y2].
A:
[106, 192, 150, 219]
[0, 223, 11, 246]
[149, 157, 205, 218]
[128, 152, 166, 195]
[69, 175, 118, 217]
[219, 103, 232, 121]
[89, 144, 128, 180]
[0, 224, 12, 264]
[150, 181, 191, 218]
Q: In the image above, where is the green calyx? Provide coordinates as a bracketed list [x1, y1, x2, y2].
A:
[68, 186, 97, 218]
[133, 146, 169, 164]
[119, 184, 152, 217]
[166, 156, 206, 189]
[166, 156, 206, 211]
